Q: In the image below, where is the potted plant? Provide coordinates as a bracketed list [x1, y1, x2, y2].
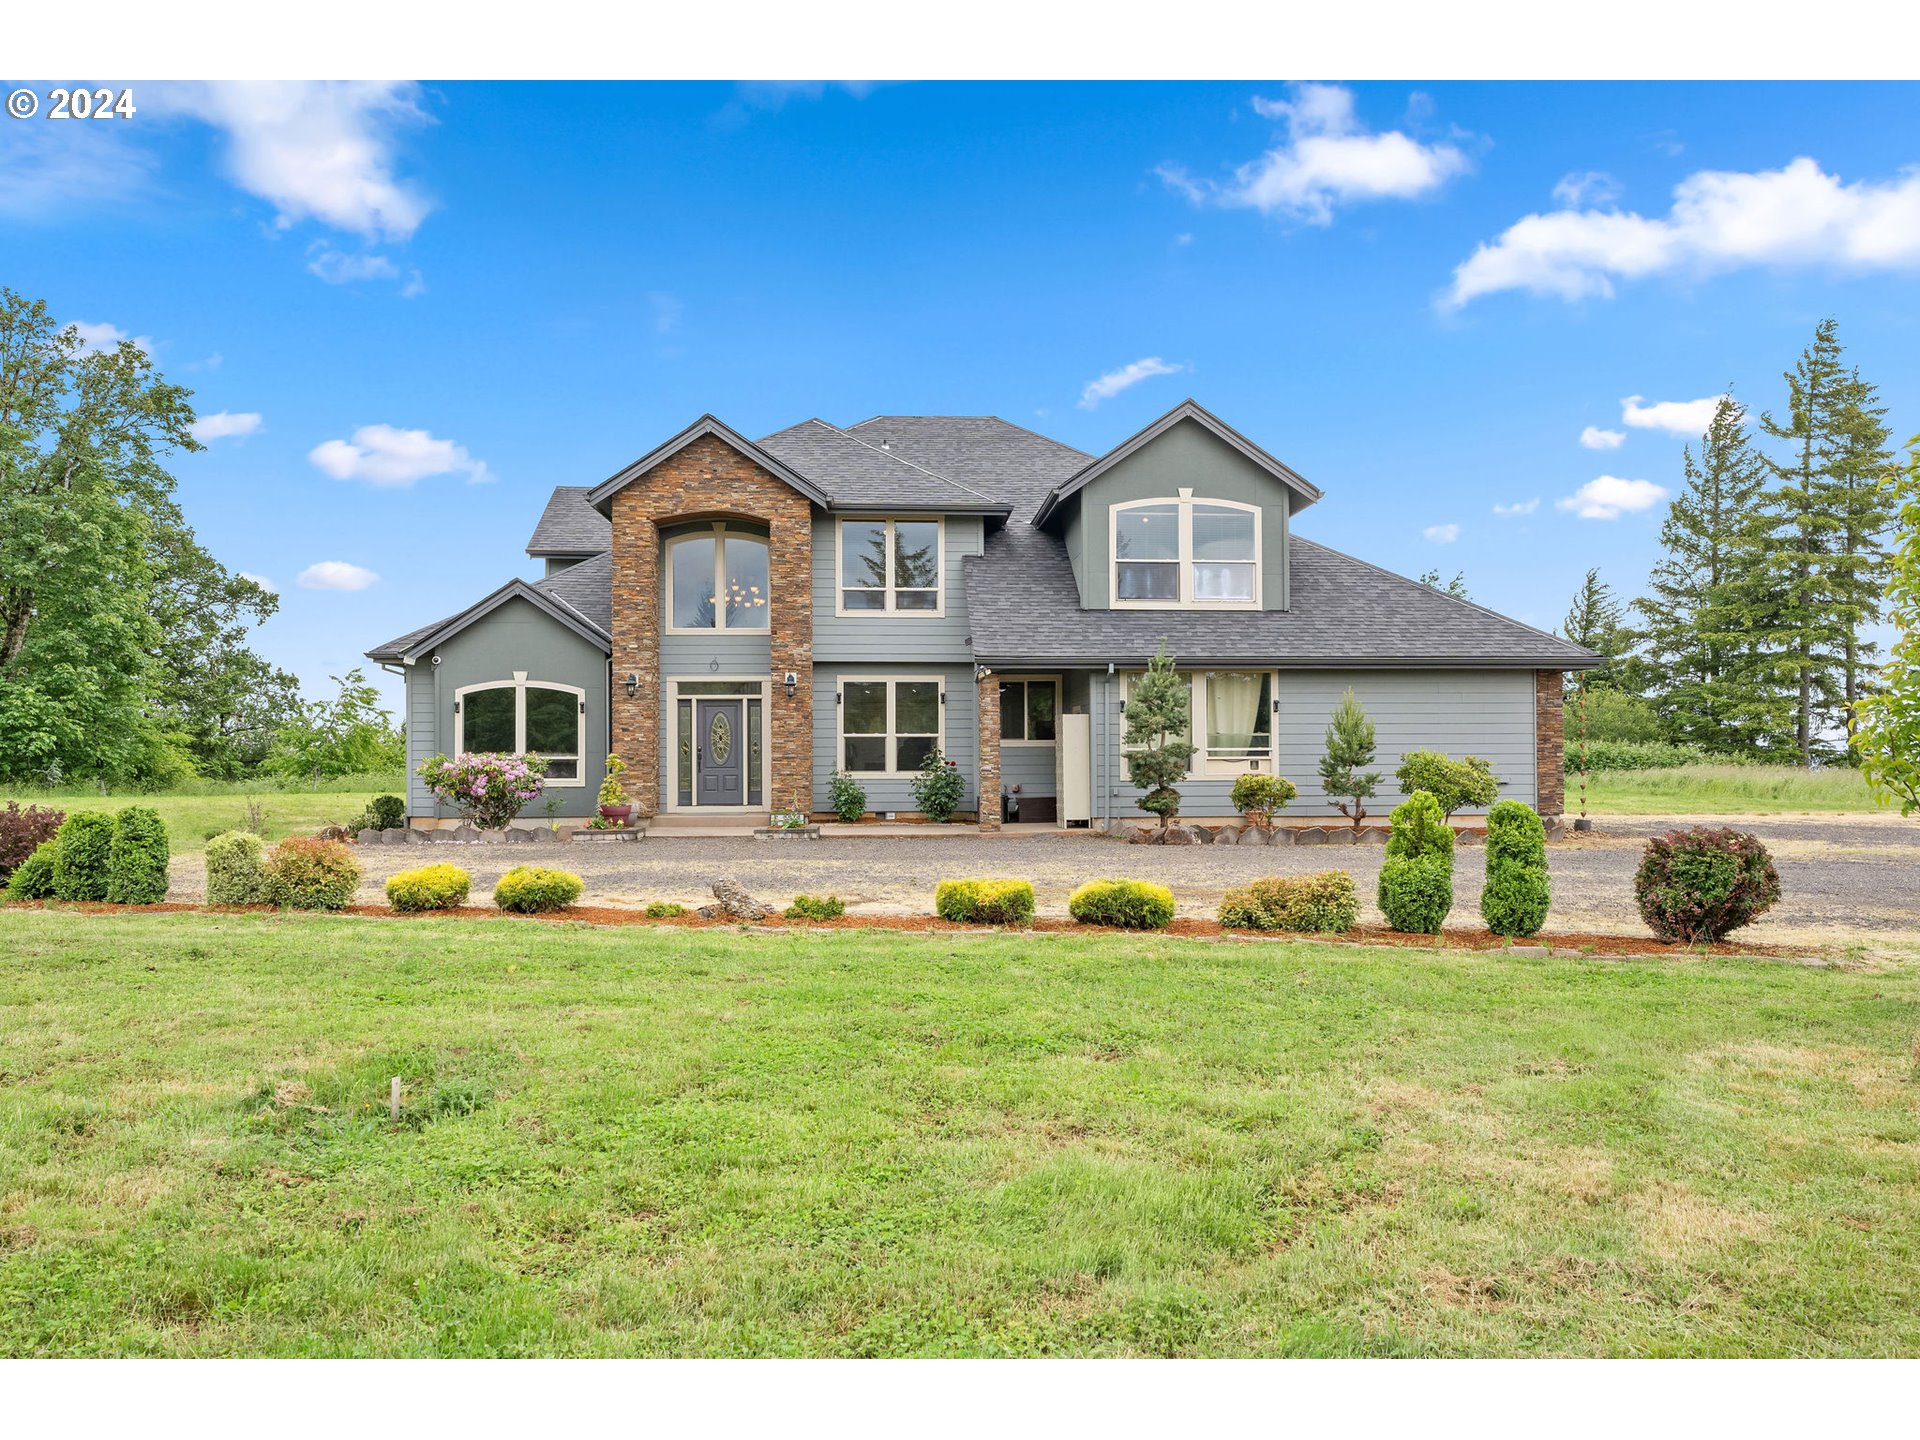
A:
[598, 753, 632, 827]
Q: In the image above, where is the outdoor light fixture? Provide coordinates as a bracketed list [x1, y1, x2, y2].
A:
[624, 672, 639, 697]
[782, 671, 798, 698]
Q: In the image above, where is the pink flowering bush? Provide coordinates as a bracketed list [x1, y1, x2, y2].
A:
[417, 752, 548, 830]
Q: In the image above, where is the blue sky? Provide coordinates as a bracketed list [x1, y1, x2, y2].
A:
[5, 79, 1918, 709]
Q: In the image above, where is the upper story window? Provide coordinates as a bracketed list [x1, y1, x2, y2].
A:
[1111, 493, 1260, 608]
[838, 518, 943, 615]
[454, 674, 585, 785]
[667, 524, 769, 632]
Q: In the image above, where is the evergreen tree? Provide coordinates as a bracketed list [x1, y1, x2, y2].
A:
[1318, 688, 1381, 834]
[1559, 567, 1633, 689]
[1824, 367, 1897, 755]
[1123, 644, 1197, 830]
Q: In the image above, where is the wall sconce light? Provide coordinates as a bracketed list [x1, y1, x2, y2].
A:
[624, 672, 639, 698]
[782, 671, 798, 699]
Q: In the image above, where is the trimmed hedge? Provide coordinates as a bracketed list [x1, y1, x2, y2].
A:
[1067, 878, 1175, 930]
[205, 831, 271, 905]
[1480, 799, 1550, 937]
[494, 865, 584, 914]
[3, 840, 60, 900]
[106, 806, 170, 905]
[1219, 870, 1357, 934]
[52, 811, 114, 902]
[265, 836, 362, 911]
[785, 894, 846, 921]
[1634, 827, 1780, 942]
[934, 878, 1035, 926]
[386, 863, 471, 913]
[1379, 790, 1454, 933]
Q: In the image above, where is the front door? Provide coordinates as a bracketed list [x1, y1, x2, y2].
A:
[695, 699, 744, 806]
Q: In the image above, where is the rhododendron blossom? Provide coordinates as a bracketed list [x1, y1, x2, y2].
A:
[417, 751, 548, 830]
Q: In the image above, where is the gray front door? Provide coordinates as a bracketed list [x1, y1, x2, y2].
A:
[696, 699, 744, 806]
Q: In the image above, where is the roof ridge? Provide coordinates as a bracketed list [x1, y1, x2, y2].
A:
[833, 427, 1002, 505]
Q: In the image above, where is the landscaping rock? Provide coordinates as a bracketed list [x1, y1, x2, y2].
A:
[1213, 825, 1239, 847]
[505, 828, 534, 844]
[356, 828, 381, 846]
[1505, 945, 1550, 956]
[1456, 830, 1484, 847]
[315, 825, 352, 842]
[1160, 825, 1198, 845]
[452, 823, 480, 844]
[384, 828, 414, 845]
[530, 827, 559, 844]
[1126, 827, 1153, 844]
[710, 879, 773, 920]
[1357, 828, 1388, 845]
[1191, 825, 1216, 844]
[1295, 828, 1326, 846]
[1321, 828, 1354, 847]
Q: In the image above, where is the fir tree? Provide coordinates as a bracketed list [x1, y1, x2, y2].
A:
[1559, 567, 1633, 690]
[1824, 367, 1897, 755]
[1123, 644, 1197, 830]
[1318, 688, 1381, 834]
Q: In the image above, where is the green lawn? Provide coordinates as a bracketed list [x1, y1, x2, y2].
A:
[0, 774, 405, 851]
[3, 909, 1916, 1357]
[1582, 763, 1886, 815]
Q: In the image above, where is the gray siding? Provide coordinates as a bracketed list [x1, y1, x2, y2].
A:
[1001, 744, 1057, 799]
[404, 663, 438, 816]
[812, 663, 978, 814]
[812, 513, 983, 664]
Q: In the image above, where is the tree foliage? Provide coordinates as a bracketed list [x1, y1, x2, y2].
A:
[1318, 687, 1380, 833]
[1124, 645, 1197, 827]
[267, 668, 405, 782]
[1857, 437, 1920, 814]
[1560, 567, 1634, 690]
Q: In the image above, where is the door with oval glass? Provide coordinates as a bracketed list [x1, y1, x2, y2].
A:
[695, 698, 744, 806]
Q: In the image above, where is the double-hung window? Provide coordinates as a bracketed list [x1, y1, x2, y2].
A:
[839, 676, 943, 774]
[454, 674, 586, 784]
[1112, 493, 1260, 608]
[666, 525, 770, 632]
[998, 677, 1058, 744]
[838, 518, 943, 614]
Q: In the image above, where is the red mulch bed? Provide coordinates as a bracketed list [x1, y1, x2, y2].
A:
[2, 899, 1801, 958]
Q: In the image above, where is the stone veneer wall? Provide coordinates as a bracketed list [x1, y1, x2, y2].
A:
[608, 433, 815, 819]
[976, 674, 1001, 832]
[1535, 669, 1565, 818]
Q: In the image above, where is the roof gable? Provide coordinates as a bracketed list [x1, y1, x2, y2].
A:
[526, 485, 611, 558]
[366, 577, 612, 663]
[587, 414, 832, 515]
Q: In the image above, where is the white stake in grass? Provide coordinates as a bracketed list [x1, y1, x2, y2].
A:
[390, 1075, 401, 1121]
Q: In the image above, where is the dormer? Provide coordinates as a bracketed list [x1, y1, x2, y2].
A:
[1031, 400, 1321, 612]
[525, 484, 613, 577]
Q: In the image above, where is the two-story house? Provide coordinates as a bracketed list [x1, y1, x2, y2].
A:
[368, 400, 1597, 831]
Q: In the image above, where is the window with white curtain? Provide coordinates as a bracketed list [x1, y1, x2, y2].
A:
[1121, 668, 1276, 775]
[1111, 495, 1260, 608]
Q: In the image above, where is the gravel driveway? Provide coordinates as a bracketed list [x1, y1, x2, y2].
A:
[166, 813, 1920, 948]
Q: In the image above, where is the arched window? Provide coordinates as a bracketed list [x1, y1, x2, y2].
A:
[1111, 493, 1260, 608]
[666, 524, 770, 632]
[453, 674, 586, 785]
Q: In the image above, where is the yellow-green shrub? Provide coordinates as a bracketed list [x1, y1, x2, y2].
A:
[386, 863, 471, 913]
[1218, 870, 1357, 933]
[934, 878, 1034, 925]
[265, 836, 362, 911]
[494, 865, 583, 914]
[1068, 878, 1175, 929]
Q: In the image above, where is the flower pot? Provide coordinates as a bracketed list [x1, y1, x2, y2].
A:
[599, 804, 633, 827]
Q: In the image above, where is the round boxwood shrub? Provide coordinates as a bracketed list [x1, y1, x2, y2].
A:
[52, 811, 114, 902]
[1229, 773, 1297, 830]
[785, 893, 846, 921]
[106, 806, 170, 905]
[934, 878, 1035, 925]
[205, 830, 271, 905]
[1634, 827, 1780, 942]
[1479, 799, 1550, 938]
[644, 900, 687, 918]
[386, 863, 471, 913]
[494, 865, 584, 914]
[1218, 870, 1357, 934]
[1378, 790, 1454, 933]
[1068, 878, 1175, 930]
[3, 840, 60, 901]
[265, 836, 362, 911]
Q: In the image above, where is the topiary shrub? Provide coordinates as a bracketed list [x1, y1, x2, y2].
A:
[1394, 750, 1499, 818]
[0, 802, 64, 876]
[827, 771, 867, 823]
[52, 811, 114, 902]
[494, 865, 584, 914]
[1218, 871, 1358, 933]
[205, 830, 271, 905]
[934, 878, 1035, 925]
[105, 806, 170, 905]
[265, 836, 362, 911]
[1480, 799, 1550, 937]
[1230, 773, 1297, 831]
[785, 893, 846, 921]
[3, 841, 60, 901]
[1067, 878, 1175, 930]
[1378, 790, 1454, 933]
[386, 863, 471, 913]
[644, 900, 687, 918]
[1633, 827, 1780, 942]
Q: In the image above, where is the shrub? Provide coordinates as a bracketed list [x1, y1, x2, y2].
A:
[1068, 878, 1175, 930]
[494, 865, 584, 914]
[644, 900, 687, 918]
[1633, 828, 1781, 942]
[205, 831, 271, 905]
[934, 878, 1035, 925]
[909, 748, 966, 824]
[785, 893, 846, 921]
[1394, 750, 1499, 817]
[106, 806, 170, 905]
[1479, 799, 1549, 938]
[359, 794, 407, 830]
[598, 753, 630, 809]
[1124, 644, 1197, 829]
[0, 802, 64, 875]
[1230, 773, 1297, 830]
[52, 811, 114, 902]
[1218, 871, 1357, 933]
[1320, 688, 1382, 833]
[386, 864, 471, 912]
[3, 841, 59, 901]
[827, 770, 868, 823]
[417, 751, 547, 830]
[1379, 790, 1454, 933]
[1565, 738, 1708, 772]
[265, 836, 362, 911]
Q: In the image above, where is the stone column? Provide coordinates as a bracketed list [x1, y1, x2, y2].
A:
[977, 672, 1001, 831]
[609, 493, 660, 819]
[1535, 669, 1565, 820]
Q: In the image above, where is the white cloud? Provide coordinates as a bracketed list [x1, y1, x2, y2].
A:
[158, 82, 433, 242]
[309, 424, 492, 488]
[66, 320, 152, 356]
[1173, 232, 1194, 246]
[306, 245, 400, 284]
[1078, 357, 1184, 410]
[1163, 83, 1470, 225]
[1445, 156, 1920, 308]
[297, 561, 379, 592]
[1621, 394, 1724, 436]
[191, 410, 263, 442]
[1580, 425, 1626, 450]
[1423, 523, 1461, 543]
[1556, 476, 1668, 520]
[1553, 170, 1621, 208]
[239, 571, 278, 593]
[1492, 498, 1540, 516]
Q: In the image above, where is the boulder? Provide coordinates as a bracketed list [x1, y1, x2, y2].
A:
[1321, 828, 1355, 847]
[1357, 827, 1388, 846]
[1191, 825, 1216, 845]
[1295, 827, 1326, 846]
[1160, 825, 1198, 845]
[356, 828, 381, 846]
[505, 828, 534, 844]
[1456, 829, 1485, 848]
[1126, 826, 1153, 844]
[710, 879, 773, 920]
[1213, 825, 1239, 847]
[530, 827, 558, 844]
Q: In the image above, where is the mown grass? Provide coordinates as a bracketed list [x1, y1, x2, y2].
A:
[0, 774, 405, 850]
[2, 909, 1917, 1357]
[1582, 764, 1883, 815]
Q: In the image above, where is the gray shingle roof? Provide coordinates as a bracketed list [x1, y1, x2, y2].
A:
[366, 574, 611, 663]
[848, 415, 1089, 522]
[533, 550, 612, 634]
[756, 419, 1008, 512]
[526, 485, 612, 557]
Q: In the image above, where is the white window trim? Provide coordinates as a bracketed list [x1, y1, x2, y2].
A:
[1109, 491, 1261, 610]
[836, 673, 947, 777]
[664, 522, 771, 635]
[834, 516, 947, 618]
[998, 674, 1060, 748]
[665, 675, 770, 813]
[1119, 668, 1278, 778]
[452, 673, 587, 787]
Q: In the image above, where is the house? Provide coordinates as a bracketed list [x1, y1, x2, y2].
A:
[367, 400, 1598, 831]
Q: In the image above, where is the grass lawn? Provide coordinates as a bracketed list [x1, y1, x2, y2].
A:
[0, 774, 405, 851]
[3, 910, 1916, 1357]
[1583, 763, 1886, 815]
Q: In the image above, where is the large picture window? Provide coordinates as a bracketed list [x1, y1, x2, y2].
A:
[999, 676, 1058, 744]
[839, 676, 943, 774]
[1121, 668, 1275, 776]
[1111, 495, 1260, 608]
[838, 518, 943, 614]
[666, 525, 770, 632]
[454, 675, 585, 784]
